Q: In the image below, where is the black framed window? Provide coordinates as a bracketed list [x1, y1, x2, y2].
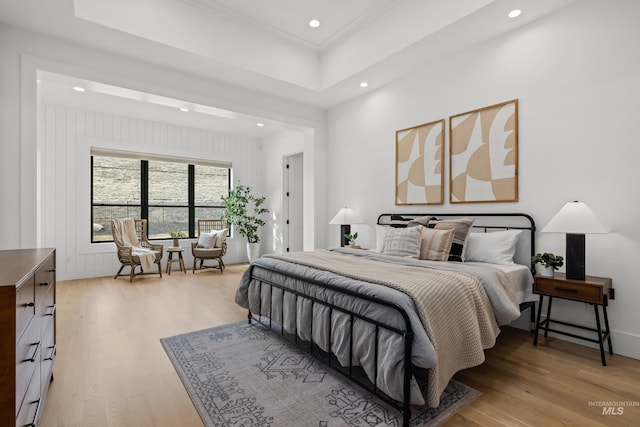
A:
[91, 153, 230, 242]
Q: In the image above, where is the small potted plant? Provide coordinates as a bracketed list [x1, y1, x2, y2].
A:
[169, 226, 187, 247]
[531, 252, 564, 277]
[344, 232, 360, 249]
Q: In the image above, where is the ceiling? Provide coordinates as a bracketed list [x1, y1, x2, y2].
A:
[181, 0, 401, 49]
[0, 0, 578, 137]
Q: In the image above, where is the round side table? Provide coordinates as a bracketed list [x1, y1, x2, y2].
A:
[166, 247, 186, 275]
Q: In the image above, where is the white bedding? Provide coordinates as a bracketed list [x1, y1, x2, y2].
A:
[464, 262, 536, 305]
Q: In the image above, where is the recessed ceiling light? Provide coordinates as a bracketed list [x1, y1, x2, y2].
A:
[257, 123, 265, 127]
[308, 19, 320, 28]
[508, 9, 522, 18]
[179, 107, 189, 112]
[360, 82, 369, 88]
[73, 86, 85, 92]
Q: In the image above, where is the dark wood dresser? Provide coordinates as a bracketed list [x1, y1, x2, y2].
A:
[0, 248, 56, 427]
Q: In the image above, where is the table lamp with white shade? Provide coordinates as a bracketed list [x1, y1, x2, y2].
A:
[541, 201, 611, 280]
[329, 207, 363, 247]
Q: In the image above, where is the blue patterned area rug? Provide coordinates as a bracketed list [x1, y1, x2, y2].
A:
[161, 321, 479, 427]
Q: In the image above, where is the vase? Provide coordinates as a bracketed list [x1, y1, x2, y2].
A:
[247, 242, 261, 263]
[537, 265, 554, 277]
[173, 238, 179, 248]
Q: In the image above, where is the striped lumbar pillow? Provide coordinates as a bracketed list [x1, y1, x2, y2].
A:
[419, 227, 455, 261]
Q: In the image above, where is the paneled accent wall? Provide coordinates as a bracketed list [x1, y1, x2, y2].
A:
[40, 104, 259, 280]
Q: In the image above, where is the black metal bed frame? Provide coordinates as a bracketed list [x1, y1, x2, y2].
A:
[246, 212, 536, 427]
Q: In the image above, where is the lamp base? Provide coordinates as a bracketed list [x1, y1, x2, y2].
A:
[566, 233, 585, 281]
[340, 224, 350, 247]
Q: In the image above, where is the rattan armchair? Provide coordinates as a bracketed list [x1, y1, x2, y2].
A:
[191, 219, 228, 273]
[112, 219, 163, 282]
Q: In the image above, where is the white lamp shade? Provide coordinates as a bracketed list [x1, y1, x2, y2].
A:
[329, 207, 363, 225]
[541, 201, 611, 234]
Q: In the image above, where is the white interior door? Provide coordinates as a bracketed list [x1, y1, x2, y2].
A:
[283, 153, 303, 253]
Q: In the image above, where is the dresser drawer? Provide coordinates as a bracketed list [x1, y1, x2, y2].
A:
[534, 277, 603, 304]
[16, 278, 35, 340]
[35, 255, 55, 315]
[15, 321, 41, 414]
[41, 316, 56, 395]
[16, 368, 41, 427]
[38, 283, 55, 318]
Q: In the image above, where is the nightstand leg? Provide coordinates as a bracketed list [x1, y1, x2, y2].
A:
[529, 301, 536, 332]
[594, 305, 606, 366]
[603, 305, 613, 354]
[544, 297, 553, 338]
[534, 295, 544, 346]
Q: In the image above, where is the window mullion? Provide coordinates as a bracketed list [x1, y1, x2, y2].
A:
[141, 160, 149, 220]
[188, 164, 195, 238]
[91, 155, 94, 241]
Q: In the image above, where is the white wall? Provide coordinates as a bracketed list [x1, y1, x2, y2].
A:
[326, 0, 640, 359]
[258, 129, 305, 255]
[0, 24, 326, 278]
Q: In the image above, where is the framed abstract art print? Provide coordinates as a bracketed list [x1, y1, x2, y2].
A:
[395, 119, 445, 205]
[449, 99, 518, 203]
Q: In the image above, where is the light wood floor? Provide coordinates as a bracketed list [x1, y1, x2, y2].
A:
[40, 264, 640, 427]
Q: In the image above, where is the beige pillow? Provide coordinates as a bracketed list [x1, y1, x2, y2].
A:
[408, 215, 434, 227]
[419, 227, 455, 261]
[429, 217, 475, 262]
[382, 226, 422, 258]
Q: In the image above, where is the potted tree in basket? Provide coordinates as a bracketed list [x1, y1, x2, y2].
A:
[531, 252, 564, 277]
[221, 182, 269, 263]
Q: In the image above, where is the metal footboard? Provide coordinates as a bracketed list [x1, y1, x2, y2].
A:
[246, 262, 415, 427]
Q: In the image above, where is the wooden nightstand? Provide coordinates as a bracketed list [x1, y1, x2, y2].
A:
[533, 273, 613, 366]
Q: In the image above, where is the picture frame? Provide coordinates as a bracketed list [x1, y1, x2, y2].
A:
[449, 99, 518, 203]
[395, 119, 445, 205]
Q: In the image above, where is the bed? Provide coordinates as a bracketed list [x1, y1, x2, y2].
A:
[235, 213, 536, 426]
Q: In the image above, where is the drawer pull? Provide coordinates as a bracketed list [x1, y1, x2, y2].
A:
[27, 397, 42, 427]
[47, 269, 56, 273]
[45, 344, 57, 361]
[45, 304, 56, 316]
[25, 301, 35, 307]
[554, 286, 578, 293]
[39, 281, 50, 287]
[25, 341, 41, 363]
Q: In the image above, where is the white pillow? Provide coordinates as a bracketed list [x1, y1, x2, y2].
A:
[375, 225, 388, 252]
[214, 228, 229, 248]
[382, 226, 422, 259]
[464, 230, 522, 265]
[196, 232, 217, 249]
